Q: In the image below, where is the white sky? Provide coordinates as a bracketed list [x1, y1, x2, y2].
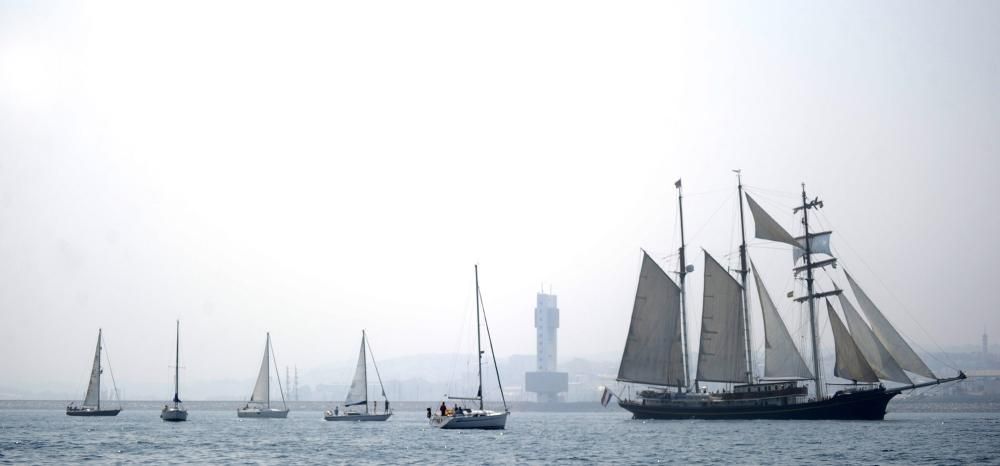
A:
[1, 0, 998, 397]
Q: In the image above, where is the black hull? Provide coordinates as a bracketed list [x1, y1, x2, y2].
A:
[66, 408, 121, 417]
[621, 388, 897, 420]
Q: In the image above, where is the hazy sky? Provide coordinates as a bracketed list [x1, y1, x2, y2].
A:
[1, 1, 998, 398]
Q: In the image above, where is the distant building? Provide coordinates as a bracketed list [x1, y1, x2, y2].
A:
[525, 292, 568, 402]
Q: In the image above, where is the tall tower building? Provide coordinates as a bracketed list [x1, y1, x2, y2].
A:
[525, 291, 568, 403]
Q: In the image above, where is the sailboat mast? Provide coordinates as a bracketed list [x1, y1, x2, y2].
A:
[97, 329, 102, 410]
[736, 171, 754, 384]
[475, 265, 484, 411]
[174, 320, 180, 403]
[799, 184, 824, 399]
[363, 330, 369, 415]
[676, 180, 690, 390]
[266, 333, 271, 409]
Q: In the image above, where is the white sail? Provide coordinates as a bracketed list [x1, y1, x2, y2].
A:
[745, 194, 802, 249]
[344, 335, 367, 407]
[845, 272, 935, 379]
[696, 251, 748, 383]
[250, 336, 270, 403]
[617, 251, 686, 387]
[793, 231, 832, 263]
[751, 263, 812, 379]
[83, 332, 102, 408]
[826, 300, 879, 383]
[836, 293, 911, 384]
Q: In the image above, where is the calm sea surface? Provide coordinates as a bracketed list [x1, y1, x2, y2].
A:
[1, 403, 998, 464]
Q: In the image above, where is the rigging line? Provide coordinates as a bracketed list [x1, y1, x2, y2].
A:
[365, 332, 389, 400]
[743, 185, 801, 198]
[687, 191, 736, 244]
[815, 210, 959, 371]
[477, 285, 508, 410]
[270, 335, 287, 407]
[682, 188, 732, 197]
[102, 335, 123, 405]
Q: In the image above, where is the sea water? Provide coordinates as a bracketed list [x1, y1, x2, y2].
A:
[1, 403, 998, 464]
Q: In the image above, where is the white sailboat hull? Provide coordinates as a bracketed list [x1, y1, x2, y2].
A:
[430, 410, 508, 430]
[161, 407, 188, 422]
[324, 412, 391, 422]
[237, 407, 289, 418]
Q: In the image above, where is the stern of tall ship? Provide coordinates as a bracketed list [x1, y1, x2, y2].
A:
[621, 385, 897, 421]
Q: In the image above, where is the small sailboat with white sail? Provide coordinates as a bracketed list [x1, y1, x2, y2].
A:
[325, 330, 391, 422]
[430, 265, 509, 430]
[66, 329, 122, 416]
[161, 320, 188, 422]
[238, 332, 289, 418]
[612, 176, 965, 420]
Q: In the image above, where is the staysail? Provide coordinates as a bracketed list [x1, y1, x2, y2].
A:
[345, 335, 368, 407]
[696, 251, 748, 383]
[745, 194, 801, 249]
[836, 293, 911, 384]
[826, 300, 879, 383]
[617, 251, 686, 387]
[250, 335, 271, 404]
[83, 331, 102, 408]
[845, 272, 935, 379]
[750, 262, 812, 379]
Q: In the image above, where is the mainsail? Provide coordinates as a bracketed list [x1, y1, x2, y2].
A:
[826, 300, 879, 383]
[83, 332, 102, 408]
[250, 336, 271, 404]
[617, 251, 686, 387]
[696, 251, 748, 383]
[745, 194, 801, 249]
[345, 335, 368, 407]
[836, 293, 911, 384]
[750, 262, 812, 379]
[845, 272, 935, 379]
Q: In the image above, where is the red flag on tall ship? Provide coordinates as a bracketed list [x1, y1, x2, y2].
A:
[600, 387, 613, 407]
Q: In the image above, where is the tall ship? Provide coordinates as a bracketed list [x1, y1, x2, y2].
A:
[237, 332, 289, 418]
[614, 176, 964, 420]
[66, 329, 122, 416]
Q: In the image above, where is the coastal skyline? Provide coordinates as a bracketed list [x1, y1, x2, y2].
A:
[2, 1, 998, 399]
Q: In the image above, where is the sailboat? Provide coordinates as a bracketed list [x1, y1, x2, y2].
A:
[324, 330, 392, 422]
[614, 176, 965, 420]
[161, 320, 188, 422]
[237, 332, 289, 418]
[66, 329, 122, 416]
[430, 265, 509, 430]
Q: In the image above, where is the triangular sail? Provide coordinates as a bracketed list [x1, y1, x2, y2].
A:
[836, 293, 911, 384]
[826, 300, 879, 383]
[845, 272, 935, 379]
[250, 336, 270, 404]
[617, 251, 686, 387]
[83, 332, 102, 408]
[696, 251, 748, 383]
[344, 335, 367, 407]
[751, 262, 812, 379]
[745, 194, 802, 249]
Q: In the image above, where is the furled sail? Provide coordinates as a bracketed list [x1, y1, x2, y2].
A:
[696, 251, 748, 383]
[250, 336, 270, 403]
[617, 251, 686, 387]
[745, 194, 801, 249]
[345, 335, 368, 406]
[826, 300, 879, 383]
[83, 332, 102, 407]
[751, 262, 812, 379]
[793, 231, 833, 263]
[845, 272, 935, 379]
[836, 293, 911, 384]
